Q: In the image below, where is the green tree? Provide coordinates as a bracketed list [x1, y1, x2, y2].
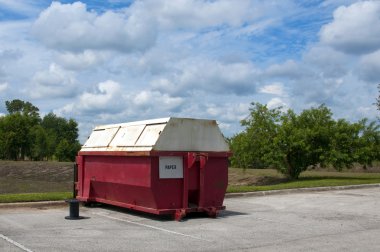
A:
[0, 113, 31, 160]
[355, 119, 380, 167]
[272, 105, 336, 178]
[228, 133, 251, 168]
[44, 128, 58, 160]
[3, 131, 19, 160]
[55, 139, 69, 162]
[41, 113, 62, 158]
[69, 141, 81, 161]
[41, 112, 80, 161]
[5, 99, 25, 114]
[0, 100, 81, 161]
[1, 99, 42, 159]
[230, 103, 380, 179]
[6, 99, 39, 116]
[230, 103, 281, 168]
[5, 99, 40, 126]
[29, 125, 48, 161]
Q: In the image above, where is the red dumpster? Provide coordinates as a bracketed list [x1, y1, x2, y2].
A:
[75, 117, 231, 220]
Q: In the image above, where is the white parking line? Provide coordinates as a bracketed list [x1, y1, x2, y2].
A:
[0, 234, 33, 252]
[95, 212, 212, 242]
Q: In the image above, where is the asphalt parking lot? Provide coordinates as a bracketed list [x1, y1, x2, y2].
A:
[1, 187, 380, 252]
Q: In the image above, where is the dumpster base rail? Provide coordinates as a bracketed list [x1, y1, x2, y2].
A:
[174, 206, 225, 221]
[77, 196, 225, 221]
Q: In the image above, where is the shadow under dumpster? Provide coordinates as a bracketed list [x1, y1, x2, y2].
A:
[83, 203, 248, 222]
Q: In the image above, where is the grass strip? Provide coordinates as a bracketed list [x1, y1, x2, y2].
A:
[0, 192, 72, 203]
[227, 168, 380, 193]
[227, 177, 380, 193]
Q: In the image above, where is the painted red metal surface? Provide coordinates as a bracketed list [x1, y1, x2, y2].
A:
[76, 151, 230, 220]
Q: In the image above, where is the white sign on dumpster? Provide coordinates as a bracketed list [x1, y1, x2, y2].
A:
[159, 156, 183, 179]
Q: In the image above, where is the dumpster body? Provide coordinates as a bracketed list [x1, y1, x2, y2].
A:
[75, 117, 231, 220]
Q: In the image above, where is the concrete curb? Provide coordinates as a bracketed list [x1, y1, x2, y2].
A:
[0, 200, 67, 209]
[1, 184, 380, 208]
[225, 183, 380, 198]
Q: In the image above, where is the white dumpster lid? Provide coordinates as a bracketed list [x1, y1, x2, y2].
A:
[80, 117, 230, 152]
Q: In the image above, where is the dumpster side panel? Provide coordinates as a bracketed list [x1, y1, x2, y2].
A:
[77, 155, 158, 209]
[90, 181, 156, 208]
[84, 156, 151, 186]
[151, 156, 183, 210]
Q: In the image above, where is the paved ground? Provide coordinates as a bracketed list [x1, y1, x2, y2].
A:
[1, 187, 380, 252]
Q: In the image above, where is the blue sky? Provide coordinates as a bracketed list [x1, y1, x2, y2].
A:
[0, 0, 378, 143]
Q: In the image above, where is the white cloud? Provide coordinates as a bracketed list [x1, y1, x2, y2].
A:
[1, 0, 379, 142]
[267, 97, 288, 110]
[57, 80, 162, 122]
[152, 59, 259, 96]
[32, 1, 157, 53]
[320, 1, 380, 54]
[260, 82, 285, 96]
[359, 49, 380, 82]
[31, 0, 296, 55]
[233, 19, 277, 36]
[292, 74, 346, 106]
[0, 82, 8, 92]
[357, 105, 377, 119]
[56, 50, 111, 70]
[265, 60, 301, 79]
[147, 0, 297, 32]
[303, 46, 348, 78]
[262, 49, 351, 112]
[133, 90, 184, 112]
[0, 49, 23, 78]
[0, 49, 22, 62]
[56, 81, 185, 141]
[29, 63, 76, 99]
[0, 20, 64, 102]
[147, 0, 252, 30]
[205, 102, 249, 123]
[0, 0, 43, 17]
[77, 80, 122, 113]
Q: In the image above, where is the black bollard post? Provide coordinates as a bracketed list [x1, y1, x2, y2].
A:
[65, 199, 82, 220]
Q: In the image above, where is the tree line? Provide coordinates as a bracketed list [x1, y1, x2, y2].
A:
[0, 99, 81, 161]
[229, 103, 380, 179]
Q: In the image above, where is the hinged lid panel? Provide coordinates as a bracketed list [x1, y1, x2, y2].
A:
[80, 117, 229, 152]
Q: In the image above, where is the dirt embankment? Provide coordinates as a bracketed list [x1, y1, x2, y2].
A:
[0, 161, 73, 194]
